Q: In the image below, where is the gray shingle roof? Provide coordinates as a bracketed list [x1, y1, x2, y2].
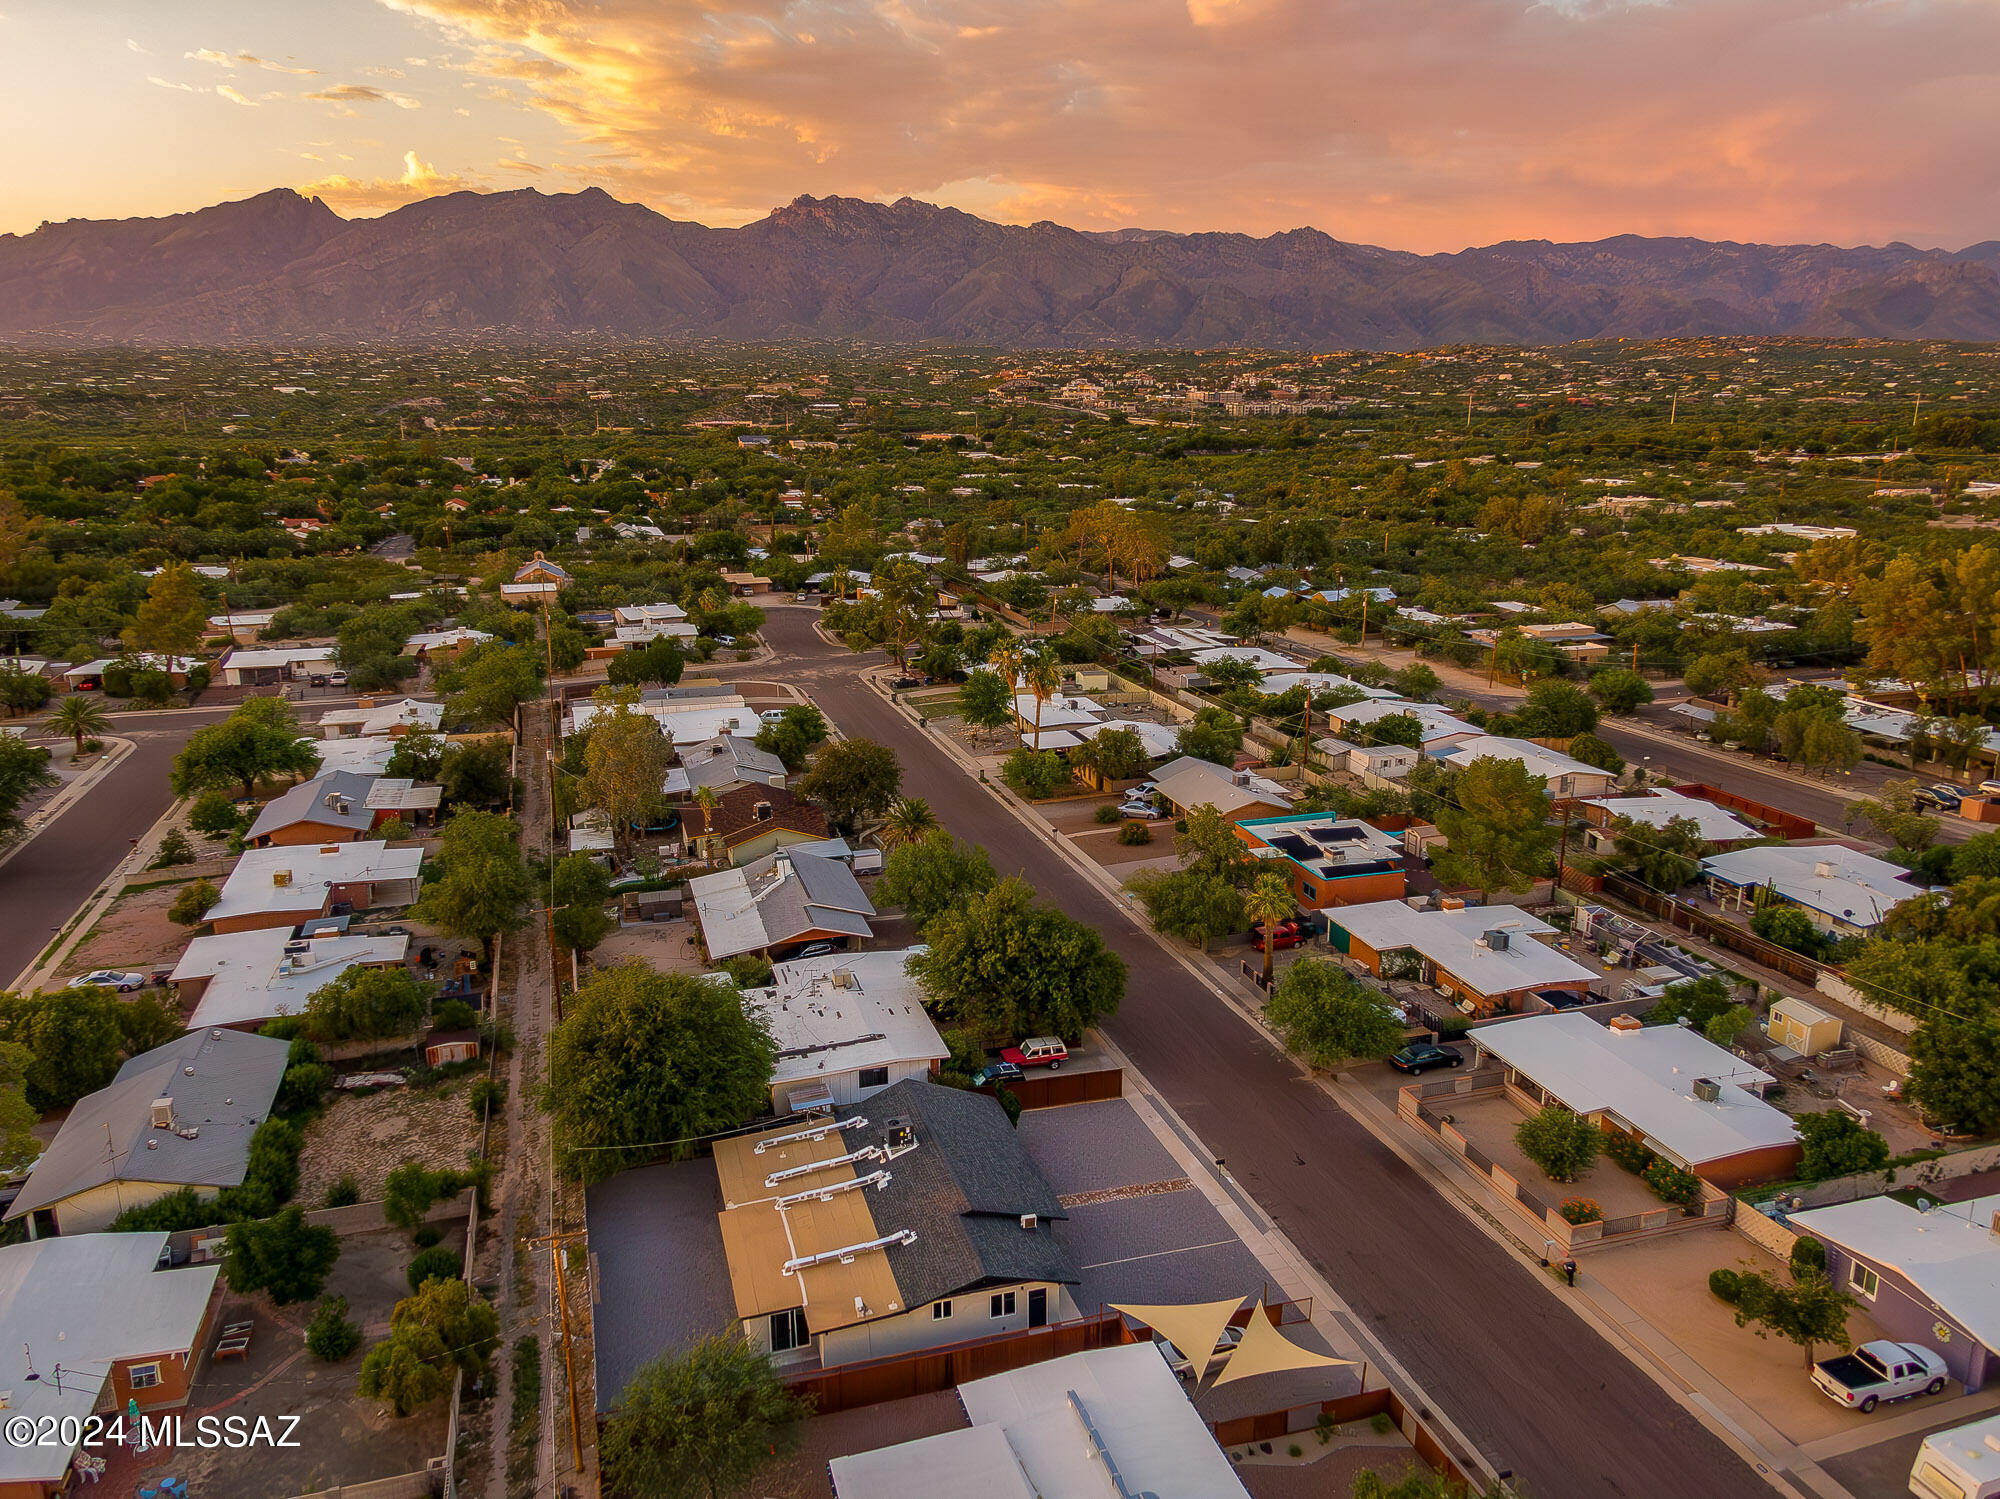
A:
[681, 735, 785, 792]
[247, 770, 378, 842]
[6, 1029, 291, 1220]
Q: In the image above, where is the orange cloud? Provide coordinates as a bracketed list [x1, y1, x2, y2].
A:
[301, 149, 479, 211]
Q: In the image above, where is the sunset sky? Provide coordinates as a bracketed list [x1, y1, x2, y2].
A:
[4, 0, 1998, 252]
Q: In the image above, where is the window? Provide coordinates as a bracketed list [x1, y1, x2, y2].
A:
[769, 1307, 811, 1352]
[933, 1301, 952, 1320]
[1850, 1263, 1880, 1300]
[127, 1363, 161, 1390]
[859, 1066, 889, 1089]
[990, 1291, 1016, 1319]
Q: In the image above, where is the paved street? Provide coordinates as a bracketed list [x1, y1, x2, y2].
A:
[759, 608, 1764, 1499]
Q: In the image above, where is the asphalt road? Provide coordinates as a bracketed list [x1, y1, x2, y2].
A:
[761, 608, 1764, 1499]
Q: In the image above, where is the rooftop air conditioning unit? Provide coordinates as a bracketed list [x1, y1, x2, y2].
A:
[272, 869, 293, 887]
[830, 969, 856, 989]
[884, 1118, 913, 1153]
[1483, 929, 1510, 951]
[150, 1098, 175, 1129]
[1692, 1078, 1721, 1103]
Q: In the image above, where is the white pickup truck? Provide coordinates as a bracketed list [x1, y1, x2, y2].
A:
[1811, 1339, 1950, 1413]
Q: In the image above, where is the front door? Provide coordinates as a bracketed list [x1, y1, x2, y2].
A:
[1028, 1288, 1047, 1329]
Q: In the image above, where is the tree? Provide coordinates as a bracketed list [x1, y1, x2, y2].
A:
[1612, 813, 1706, 891]
[1683, 649, 1760, 700]
[1646, 975, 1736, 1029]
[44, 695, 110, 758]
[1245, 870, 1294, 985]
[1566, 731, 1625, 775]
[1795, 1110, 1891, 1180]
[0, 1043, 41, 1175]
[1731, 1268, 1856, 1369]
[580, 696, 675, 854]
[1749, 906, 1827, 959]
[912, 878, 1126, 1039]
[600, 1335, 813, 1499]
[1126, 867, 1244, 951]
[547, 965, 775, 1183]
[1513, 680, 1599, 738]
[606, 637, 685, 690]
[1590, 668, 1655, 715]
[305, 965, 428, 1041]
[752, 704, 828, 771]
[117, 994, 185, 1055]
[552, 853, 614, 953]
[1847, 779, 1942, 857]
[880, 797, 939, 848]
[1432, 756, 1556, 898]
[1073, 726, 1150, 783]
[438, 640, 542, 727]
[412, 809, 531, 952]
[1908, 1010, 2000, 1133]
[956, 670, 1014, 730]
[1391, 663, 1440, 701]
[1176, 803, 1252, 884]
[383, 726, 445, 782]
[307, 1296, 363, 1362]
[359, 1277, 501, 1416]
[0, 988, 123, 1110]
[1175, 706, 1244, 766]
[170, 697, 316, 801]
[1264, 959, 1403, 1067]
[168, 878, 220, 928]
[0, 736, 56, 843]
[224, 1206, 339, 1305]
[0, 666, 50, 716]
[875, 831, 996, 928]
[123, 562, 208, 658]
[1361, 711, 1425, 749]
[1514, 1106, 1601, 1183]
[407, 1244, 463, 1292]
[1000, 747, 1072, 799]
[798, 738, 901, 833]
[438, 738, 511, 809]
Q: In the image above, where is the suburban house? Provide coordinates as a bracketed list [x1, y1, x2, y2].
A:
[1790, 1194, 2000, 1389]
[1322, 699, 1478, 753]
[744, 948, 950, 1114]
[216, 645, 335, 687]
[720, 571, 773, 595]
[207, 608, 279, 644]
[403, 627, 493, 660]
[1700, 844, 1924, 935]
[1234, 813, 1408, 909]
[715, 1080, 1078, 1369]
[245, 770, 379, 846]
[0, 1233, 222, 1498]
[1325, 901, 1596, 1014]
[1150, 755, 1294, 822]
[61, 654, 196, 692]
[318, 697, 445, 739]
[169, 926, 411, 1031]
[686, 783, 832, 866]
[511, 552, 571, 587]
[1472, 1012, 1801, 1187]
[363, 776, 443, 828]
[567, 689, 759, 746]
[829, 1342, 1250, 1499]
[1575, 788, 1758, 851]
[690, 848, 876, 961]
[5, 1029, 291, 1236]
[1436, 736, 1618, 798]
[613, 601, 689, 629]
[205, 840, 425, 934]
[672, 734, 788, 797]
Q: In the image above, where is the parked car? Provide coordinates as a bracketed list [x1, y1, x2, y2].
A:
[969, 1061, 1025, 1090]
[759, 708, 790, 725]
[328, 670, 349, 687]
[1919, 785, 1964, 810]
[714, 634, 737, 647]
[1248, 920, 1307, 950]
[791, 941, 842, 960]
[1979, 780, 2000, 798]
[67, 970, 147, 993]
[891, 676, 922, 689]
[1388, 1043, 1463, 1075]
[1117, 800, 1167, 820]
[1154, 1323, 1245, 1381]
[1910, 1411, 2000, 1499]
[1812, 1340, 1950, 1413]
[1000, 1036, 1069, 1070]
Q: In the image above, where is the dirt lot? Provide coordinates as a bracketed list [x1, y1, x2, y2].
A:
[62, 875, 224, 979]
[298, 1079, 486, 1205]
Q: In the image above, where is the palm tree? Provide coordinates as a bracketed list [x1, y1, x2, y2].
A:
[989, 636, 1025, 741]
[694, 785, 718, 860]
[1020, 641, 1061, 754]
[45, 695, 111, 758]
[1245, 871, 1295, 986]
[881, 797, 938, 848]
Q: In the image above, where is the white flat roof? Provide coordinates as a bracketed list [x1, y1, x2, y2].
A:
[209, 841, 424, 921]
[1190, 645, 1299, 674]
[568, 697, 756, 744]
[1793, 1193, 2000, 1351]
[314, 737, 396, 776]
[1584, 790, 1755, 843]
[172, 926, 410, 1029]
[1327, 698, 1477, 742]
[1327, 901, 1595, 996]
[1700, 844, 1919, 927]
[1474, 1012, 1796, 1169]
[746, 948, 947, 1090]
[832, 1422, 1033, 1499]
[1440, 735, 1608, 785]
[220, 646, 334, 670]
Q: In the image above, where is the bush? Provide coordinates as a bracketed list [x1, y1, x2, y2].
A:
[468, 1076, 504, 1117]
[1602, 1127, 1657, 1175]
[1000, 748, 1072, 800]
[1791, 1236, 1828, 1277]
[408, 1244, 463, 1293]
[1559, 1197, 1604, 1225]
[433, 998, 479, 1032]
[1709, 1268, 1744, 1304]
[150, 827, 195, 868]
[1643, 1157, 1702, 1207]
[384, 1162, 477, 1233]
[168, 878, 220, 928]
[1515, 1106, 1601, 1183]
[278, 1060, 332, 1113]
[224, 1206, 339, 1304]
[1796, 1110, 1891, 1181]
[306, 1296, 363, 1362]
[412, 1225, 442, 1250]
[1095, 804, 1121, 825]
[324, 1173, 360, 1209]
[1116, 821, 1153, 845]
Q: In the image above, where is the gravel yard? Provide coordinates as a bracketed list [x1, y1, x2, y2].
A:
[298, 1077, 486, 1205]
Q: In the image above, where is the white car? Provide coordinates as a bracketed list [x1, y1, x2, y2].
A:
[68, 970, 148, 992]
[759, 708, 789, 725]
[1117, 801, 1167, 820]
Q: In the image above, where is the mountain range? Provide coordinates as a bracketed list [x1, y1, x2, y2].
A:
[4, 187, 2000, 349]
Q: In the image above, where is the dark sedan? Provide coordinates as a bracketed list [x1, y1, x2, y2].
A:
[1389, 1043, 1464, 1075]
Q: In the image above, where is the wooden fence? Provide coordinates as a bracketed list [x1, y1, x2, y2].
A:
[1209, 1383, 1484, 1492]
[981, 1066, 1124, 1110]
[785, 1312, 1134, 1415]
[1599, 872, 1830, 985]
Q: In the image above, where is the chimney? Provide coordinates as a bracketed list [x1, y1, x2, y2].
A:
[1608, 1013, 1643, 1033]
[1019, 1213, 1039, 1231]
[272, 869, 292, 887]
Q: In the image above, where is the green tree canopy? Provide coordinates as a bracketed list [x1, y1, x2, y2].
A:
[1175, 706, 1245, 766]
[305, 965, 429, 1041]
[1795, 1110, 1892, 1180]
[552, 853, 614, 953]
[798, 737, 901, 833]
[170, 696, 317, 801]
[0, 988, 124, 1110]
[876, 830, 997, 928]
[1514, 1106, 1601, 1183]
[1589, 668, 1655, 715]
[912, 878, 1126, 1039]
[0, 736, 56, 844]
[1264, 959, 1404, 1067]
[224, 1205, 339, 1305]
[358, 1277, 502, 1416]
[1126, 867, 1245, 952]
[1432, 755, 1556, 898]
[601, 1335, 814, 1499]
[411, 808, 530, 951]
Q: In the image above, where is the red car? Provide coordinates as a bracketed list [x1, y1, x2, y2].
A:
[1000, 1036, 1069, 1069]
[1249, 920, 1306, 950]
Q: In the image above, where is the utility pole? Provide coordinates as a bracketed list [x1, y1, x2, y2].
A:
[1465, 394, 1474, 432]
[1631, 641, 1639, 672]
[1669, 390, 1678, 425]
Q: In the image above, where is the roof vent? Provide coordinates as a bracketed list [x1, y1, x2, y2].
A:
[272, 869, 293, 888]
[1692, 1077, 1721, 1103]
[830, 968, 856, 989]
[1019, 1213, 1039, 1231]
[754, 801, 773, 822]
[1814, 860, 1838, 879]
[151, 1098, 175, 1129]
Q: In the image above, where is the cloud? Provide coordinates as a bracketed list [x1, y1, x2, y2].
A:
[146, 75, 195, 93]
[185, 48, 231, 65]
[372, 0, 2000, 250]
[126, 38, 149, 54]
[214, 84, 257, 106]
[307, 83, 422, 110]
[300, 148, 480, 211]
[186, 48, 318, 74]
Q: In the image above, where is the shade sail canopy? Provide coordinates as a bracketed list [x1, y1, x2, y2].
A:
[1209, 1301, 1356, 1387]
[1111, 1297, 1245, 1386]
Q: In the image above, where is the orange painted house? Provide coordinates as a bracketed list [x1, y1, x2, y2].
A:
[1233, 813, 1408, 909]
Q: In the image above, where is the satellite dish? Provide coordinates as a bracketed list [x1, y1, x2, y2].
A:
[1918, 1199, 1934, 1213]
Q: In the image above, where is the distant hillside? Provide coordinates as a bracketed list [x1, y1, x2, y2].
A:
[4, 187, 1999, 348]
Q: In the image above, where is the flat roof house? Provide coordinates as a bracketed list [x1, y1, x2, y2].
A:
[245, 769, 378, 846]
[1473, 1012, 1800, 1187]
[1325, 901, 1595, 1015]
[1576, 788, 1758, 848]
[1234, 813, 1407, 909]
[1700, 844, 1923, 935]
[690, 848, 876, 961]
[0, 1233, 221, 1498]
[1150, 755, 1294, 822]
[169, 926, 410, 1031]
[1791, 1193, 2000, 1390]
[744, 948, 949, 1115]
[317, 697, 444, 739]
[715, 1080, 1078, 1370]
[206, 840, 424, 934]
[216, 645, 334, 686]
[1322, 699, 1478, 753]
[5, 1029, 290, 1236]
[1436, 735, 1617, 798]
[829, 1342, 1250, 1499]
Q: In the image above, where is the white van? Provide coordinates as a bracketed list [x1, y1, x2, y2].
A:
[1912, 1412, 2000, 1499]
